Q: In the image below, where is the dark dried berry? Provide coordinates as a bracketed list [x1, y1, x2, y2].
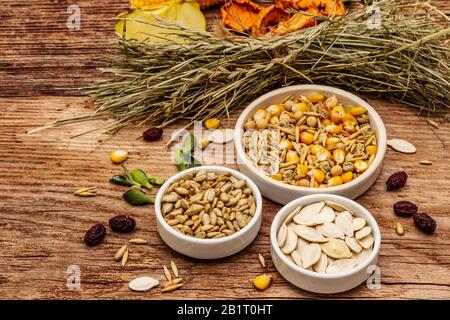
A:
[84, 224, 106, 246]
[413, 212, 436, 234]
[393, 201, 418, 217]
[143, 127, 163, 142]
[109, 215, 136, 233]
[386, 171, 408, 190]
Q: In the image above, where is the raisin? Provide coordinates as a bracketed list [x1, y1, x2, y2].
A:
[393, 201, 418, 217]
[386, 171, 408, 190]
[84, 224, 106, 246]
[413, 212, 436, 234]
[143, 127, 163, 142]
[109, 215, 136, 233]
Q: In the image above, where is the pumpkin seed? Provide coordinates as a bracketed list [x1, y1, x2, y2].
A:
[345, 236, 362, 253]
[320, 238, 352, 259]
[291, 250, 302, 267]
[293, 209, 324, 226]
[301, 243, 322, 269]
[324, 200, 350, 212]
[326, 259, 355, 274]
[281, 226, 298, 254]
[298, 202, 325, 216]
[353, 247, 372, 266]
[352, 217, 366, 231]
[358, 234, 374, 249]
[129, 276, 159, 292]
[283, 206, 302, 225]
[319, 206, 335, 223]
[335, 212, 354, 237]
[355, 226, 372, 240]
[294, 225, 327, 243]
[312, 253, 328, 273]
[316, 222, 345, 239]
[387, 139, 416, 154]
[296, 237, 309, 255]
[277, 223, 287, 247]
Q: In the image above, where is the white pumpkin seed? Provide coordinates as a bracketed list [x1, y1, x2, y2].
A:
[326, 259, 356, 274]
[353, 248, 372, 266]
[207, 129, 234, 144]
[298, 202, 325, 216]
[320, 238, 352, 259]
[335, 212, 354, 237]
[301, 243, 322, 269]
[316, 222, 345, 239]
[352, 217, 366, 231]
[277, 223, 287, 247]
[345, 236, 362, 253]
[387, 138, 416, 154]
[291, 250, 302, 267]
[281, 226, 298, 254]
[129, 276, 159, 292]
[324, 200, 350, 212]
[294, 225, 328, 243]
[313, 253, 328, 273]
[358, 234, 374, 249]
[293, 210, 323, 226]
[296, 237, 309, 255]
[319, 206, 335, 223]
[355, 226, 372, 240]
[283, 206, 302, 225]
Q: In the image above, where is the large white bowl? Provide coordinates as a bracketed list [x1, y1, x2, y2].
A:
[270, 194, 381, 294]
[234, 85, 387, 204]
[155, 166, 263, 259]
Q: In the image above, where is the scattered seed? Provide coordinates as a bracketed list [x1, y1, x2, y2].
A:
[253, 274, 271, 290]
[258, 254, 266, 268]
[427, 119, 439, 128]
[114, 245, 128, 261]
[73, 187, 96, 197]
[163, 265, 172, 281]
[164, 277, 183, 288]
[161, 283, 183, 292]
[387, 139, 416, 154]
[395, 222, 404, 236]
[121, 248, 129, 268]
[129, 276, 159, 292]
[419, 160, 432, 165]
[128, 238, 148, 244]
[170, 260, 179, 278]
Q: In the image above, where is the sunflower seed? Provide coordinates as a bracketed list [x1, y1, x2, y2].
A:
[301, 243, 322, 269]
[387, 139, 416, 154]
[258, 254, 266, 268]
[73, 186, 96, 197]
[345, 236, 363, 253]
[358, 234, 374, 249]
[419, 160, 432, 165]
[352, 217, 366, 231]
[320, 238, 352, 259]
[313, 253, 328, 273]
[277, 223, 287, 247]
[128, 238, 148, 244]
[316, 222, 345, 239]
[427, 119, 439, 128]
[326, 259, 356, 274]
[294, 225, 327, 243]
[281, 226, 298, 254]
[129, 276, 159, 292]
[170, 260, 179, 278]
[163, 265, 172, 281]
[161, 283, 183, 292]
[355, 226, 372, 240]
[114, 245, 128, 261]
[121, 248, 129, 268]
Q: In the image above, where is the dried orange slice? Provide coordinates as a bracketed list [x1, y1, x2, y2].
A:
[251, 4, 290, 36]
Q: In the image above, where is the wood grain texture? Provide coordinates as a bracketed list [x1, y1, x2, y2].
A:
[0, 0, 449, 300]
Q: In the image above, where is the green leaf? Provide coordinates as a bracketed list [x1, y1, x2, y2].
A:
[110, 174, 135, 186]
[120, 164, 140, 187]
[123, 189, 155, 205]
[130, 168, 153, 189]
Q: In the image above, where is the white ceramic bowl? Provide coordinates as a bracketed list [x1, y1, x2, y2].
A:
[270, 194, 381, 294]
[155, 166, 263, 259]
[234, 85, 387, 204]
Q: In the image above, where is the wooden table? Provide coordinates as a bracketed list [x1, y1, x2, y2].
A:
[0, 1, 449, 300]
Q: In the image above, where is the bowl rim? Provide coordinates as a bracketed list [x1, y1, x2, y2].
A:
[234, 84, 387, 193]
[270, 193, 381, 279]
[155, 165, 263, 245]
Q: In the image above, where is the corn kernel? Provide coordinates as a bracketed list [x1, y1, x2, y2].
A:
[296, 179, 310, 187]
[269, 116, 279, 125]
[366, 145, 377, 155]
[321, 119, 331, 126]
[327, 176, 343, 187]
[326, 124, 342, 135]
[296, 164, 309, 177]
[293, 111, 304, 121]
[354, 160, 369, 173]
[301, 132, 314, 145]
[310, 180, 319, 188]
[253, 108, 268, 121]
[330, 105, 345, 124]
[256, 118, 269, 129]
[316, 148, 330, 162]
[341, 171, 353, 183]
[310, 144, 324, 155]
[204, 118, 220, 129]
[267, 104, 284, 117]
[253, 274, 271, 291]
[308, 168, 325, 184]
[286, 150, 300, 163]
[333, 149, 345, 164]
[343, 120, 357, 133]
[349, 106, 367, 116]
[326, 137, 340, 148]
[279, 139, 293, 151]
[293, 102, 309, 113]
[342, 112, 357, 123]
[330, 165, 343, 177]
[307, 93, 325, 103]
[111, 149, 128, 164]
[270, 173, 282, 181]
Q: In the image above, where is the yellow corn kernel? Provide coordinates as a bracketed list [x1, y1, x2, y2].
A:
[111, 149, 128, 164]
[301, 132, 314, 145]
[330, 105, 345, 124]
[253, 274, 272, 290]
[326, 137, 340, 148]
[354, 160, 369, 173]
[343, 120, 357, 133]
[307, 93, 325, 103]
[333, 149, 345, 164]
[253, 108, 268, 121]
[204, 118, 220, 129]
[316, 148, 331, 162]
[293, 102, 309, 113]
[269, 116, 279, 125]
[308, 168, 325, 184]
[321, 118, 331, 126]
[326, 124, 342, 135]
[279, 139, 293, 151]
[296, 179, 310, 187]
[310, 144, 324, 155]
[267, 104, 284, 117]
[366, 145, 377, 155]
[130, 0, 224, 9]
[349, 106, 367, 116]
[342, 112, 357, 123]
[270, 173, 282, 181]
[286, 150, 300, 163]
[330, 165, 343, 177]
[296, 164, 309, 178]
[341, 171, 353, 183]
[327, 176, 343, 187]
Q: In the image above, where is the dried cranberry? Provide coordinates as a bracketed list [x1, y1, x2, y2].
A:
[413, 212, 436, 234]
[393, 201, 418, 217]
[84, 224, 106, 246]
[386, 171, 408, 190]
[109, 215, 136, 233]
[143, 127, 163, 141]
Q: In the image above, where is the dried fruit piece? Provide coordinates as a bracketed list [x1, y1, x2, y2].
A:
[393, 201, 418, 217]
[312, 253, 328, 273]
[316, 222, 344, 239]
[270, 8, 318, 35]
[252, 4, 290, 36]
[221, 0, 263, 32]
[386, 139, 416, 154]
[294, 225, 327, 243]
[326, 259, 355, 274]
[84, 224, 106, 246]
[357, 234, 374, 249]
[301, 243, 322, 268]
[345, 236, 362, 253]
[109, 215, 136, 233]
[320, 238, 352, 259]
[413, 212, 436, 234]
[129, 276, 159, 292]
[281, 226, 298, 254]
[386, 171, 408, 190]
[253, 274, 272, 290]
[143, 127, 163, 141]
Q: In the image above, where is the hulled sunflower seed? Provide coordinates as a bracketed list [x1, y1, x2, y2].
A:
[163, 265, 172, 281]
[128, 238, 148, 244]
[114, 245, 128, 261]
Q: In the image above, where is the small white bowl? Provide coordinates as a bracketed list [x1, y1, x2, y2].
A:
[155, 166, 263, 259]
[234, 84, 387, 204]
[270, 194, 381, 294]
